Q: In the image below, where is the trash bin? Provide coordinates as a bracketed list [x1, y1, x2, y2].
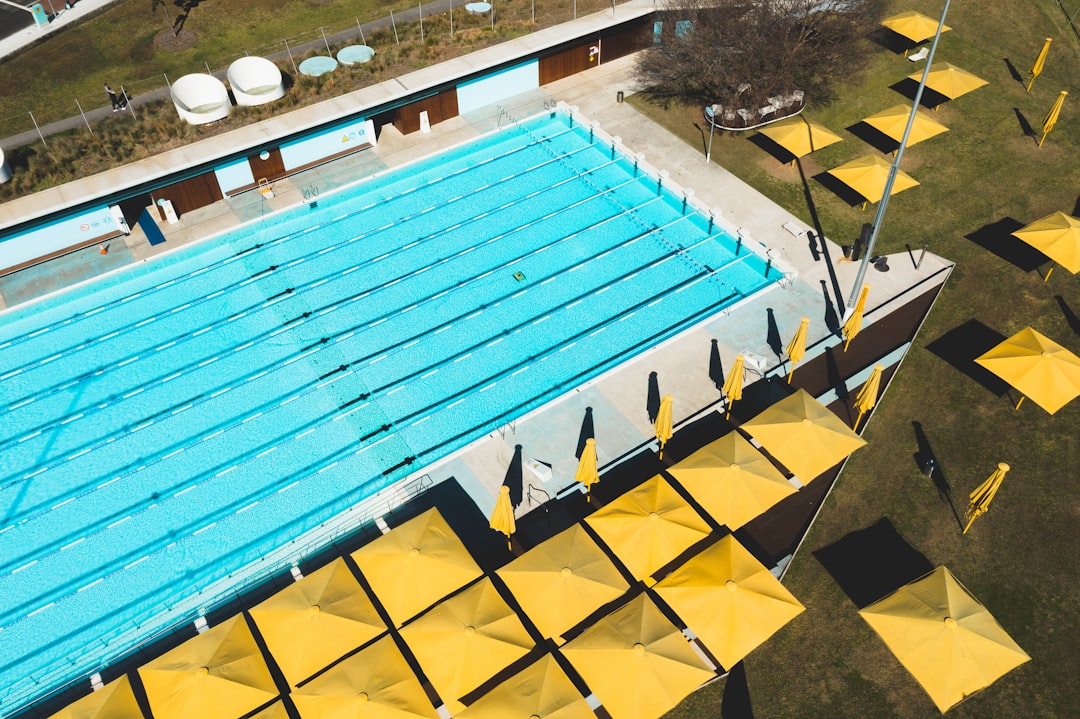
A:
[616, 91, 624, 103]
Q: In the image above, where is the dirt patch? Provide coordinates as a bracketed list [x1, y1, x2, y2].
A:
[153, 28, 197, 52]
[758, 154, 821, 182]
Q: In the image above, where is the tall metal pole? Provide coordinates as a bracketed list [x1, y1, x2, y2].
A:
[846, 0, 950, 309]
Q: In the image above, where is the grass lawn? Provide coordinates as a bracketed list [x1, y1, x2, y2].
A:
[631, 1, 1080, 717]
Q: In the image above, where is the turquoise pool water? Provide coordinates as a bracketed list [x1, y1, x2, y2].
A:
[0, 110, 775, 712]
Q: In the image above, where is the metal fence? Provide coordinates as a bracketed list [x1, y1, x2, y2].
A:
[1059, 0, 1080, 41]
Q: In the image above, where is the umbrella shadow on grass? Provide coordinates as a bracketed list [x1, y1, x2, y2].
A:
[1013, 107, 1036, 138]
[925, 319, 1010, 397]
[1056, 295, 1080, 337]
[1003, 57, 1024, 83]
[746, 132, 798, 166]
[890, 78, 951, 111]
[721, 661, 756, 719]
[913, 421, 963, 530]
[965, 217, 1047, 272]
[845, 121, 902, 155]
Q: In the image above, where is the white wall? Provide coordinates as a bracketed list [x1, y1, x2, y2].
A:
[456, 60, 539, 114]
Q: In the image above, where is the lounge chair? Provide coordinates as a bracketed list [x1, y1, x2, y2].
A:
[908, 46, 929, 62]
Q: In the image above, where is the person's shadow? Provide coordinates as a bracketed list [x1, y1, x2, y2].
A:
[766, 308, 783, 361]
[912, 421, 962, 529]
[709, 339, 725, 389]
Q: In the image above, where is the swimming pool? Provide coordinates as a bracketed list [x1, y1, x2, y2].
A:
[0, 109, 775, 712]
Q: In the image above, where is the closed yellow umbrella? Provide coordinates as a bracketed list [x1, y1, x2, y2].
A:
[853, 364, 885, 431]
[291, 634, 438, 719]
[585, 474, 711, 583]
[666, 432, 794, 530]
[489, 485, 516, 550]
[138, 615, 278, 719]
[496, 524, 629, 642]
[880, 10, 951, 45]
[1038, 90, 1068, 148]
[457, 654, 594, 719]
[742, 388, 867, 483]
[723, 354, 745, 419]
[907, 62, 988, 101]
[974, 326, 1080, 414]
[827, 155, 919, 209]
[249, 557, 385, 687]
[654, 395, 673, 459]
[653, 535, 804, 670]
[1027, 37, 1052, 92]
[399, 577, 533, 715]
[858, 567, 1030, 713]
[1012, 211, 1080, 279]
[46, 676, 143, 719]
[862, 105, 948, 150]
[963, 462, 1010, 535]
[351, 507, 482, 627]
[843, 285, 870, 352]
[756, 116, 843, 164]
[785, 317, 810, 383]
[560, 594, 714, 719]
[575, 437, 600, 501]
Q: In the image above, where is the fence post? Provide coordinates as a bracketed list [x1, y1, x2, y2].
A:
[121, 86, 135, 119]
[284, 38, 298, 76]
[75, 98, 94, 136]
[390, 8, 400, 44]
[29, 111, 46, 148]
[449, 0, 453, 36]
[321, 27, 331, 54]
[356, 18, 366, 45]
[419, 2, 424, 43]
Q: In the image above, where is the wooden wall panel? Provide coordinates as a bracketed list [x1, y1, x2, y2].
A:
[394, 89, 460, 135]
[248, 148, 286, 184]
[599, 17, 652, 60]
[153, 172, 223, 218]
[539, 42, 596, 85]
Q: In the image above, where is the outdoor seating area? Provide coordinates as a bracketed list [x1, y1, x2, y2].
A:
[226, 57, 286, 107]
[704, 90, 805, 131]
[169, 73, 231, 125]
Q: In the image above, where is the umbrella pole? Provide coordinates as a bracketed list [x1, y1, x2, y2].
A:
[787, 365, 796, 384]
[1014, 395, 1025, 410]
[854, 407, 866, 430]
[1044, 266, 1055, 282]
[962, 510, 979, 535]
[844, 337, 853, 352]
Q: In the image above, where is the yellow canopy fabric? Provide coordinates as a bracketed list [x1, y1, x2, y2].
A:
[862, 105, 948, 146]
[757, 116, 842, 159]
[138, 615, 277, 719]
[654, 395, 673, 459]
[560, 594, 714, 719]
[351, 507, 482, 627]
[785, 317, 810, 383]
[723, 354, 745, 419]
[742, 388, 867, 483]
[457, 654, 594, 719]
[585, 474, 711, 583]
[881, 10, 951, 43]
[853, 364, 885, 430]
[248, 701, 289, 719]
[291, 634, 438, 719]
[665, 432, 795, 530]
[843, 285, 870, 352]
[974, 326, 1080, 414]
[1039, 90, 1068, 147]
[576, 437, 600, 498]
[908, 62, 988, 100]
[858, 567, 1030, 713]
[1012, 211, 1080, 275]
[963, 462, 1010, 535]
[1027, 37, 1052, 91]
[399, 577, 533, 714]
[827, 155, 919, 206]
[46, 676, 143, 719]
[496, 524, 629, 641]
[489, 485, 516, 549]
[653, 535, 805, 670]
[248, 557, 385, 687]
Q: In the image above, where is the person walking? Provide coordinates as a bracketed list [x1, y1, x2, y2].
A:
[104, 83, 121, 111]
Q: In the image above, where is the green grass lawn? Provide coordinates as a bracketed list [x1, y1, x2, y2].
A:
[631, 1, 1080, 717]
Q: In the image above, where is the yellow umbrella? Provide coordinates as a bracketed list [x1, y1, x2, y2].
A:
[351, 507, 482, 627]
[742, 388, 867, 483]
[756, 116, 843, 164]
[1012, 211, 1080, 279]
[585, 474, 711, 583]
[654, 395, 673, 459]
[489, 485, 516, 550]
[974, 326, 1080, 414]
[248, 702, 289, 719]
[665, 432, 795, 530]
[963, 462, 1010, 535]
[399, 577, 533, 714]
[248, 557, 385, 687]
[723, 354, 745, 419]
[457, 654, 594, 719]
[827, 155, 919, 209]
[496, 523, 629, 642]
[785, 317, 810, 383]
[880, 10, 951, 45]
[560, 594, 714, 719]
[907, 62, 988, 102]
[843, 284, 870, 352]
[291, 634, 438, 719]
[853, 364, 885, 431]
[46, 676, 143, 719]
[1038, 90, 1068, 148]
[575, 437, 600, 501]
[858, 566, 1030, 713]
[1027, 37, 1052, 92]
[138, 615, 278, 719]
[653, 535, 804, 670]
[862, 105, 948, 151]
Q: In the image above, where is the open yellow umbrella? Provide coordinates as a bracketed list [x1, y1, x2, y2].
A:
[1027, 37, 1052, 92]
[723, 354, 745, 419]
[457, 654, 594, 719]
[858, 566, 1030, 713]
[138, 616, 278, 719]
[249, 557, 385, 687]
[862, 105, 948, 151]
[496, 524, 629, 642]
[756, 116, 842, 164]
[1012, 211, 1080, 279]
[843, 285, 870, 352]
[489, 485, 516, 550]
[653, 535, 804, 670]
[742, 388, 867, 483]
[908, 62, 988, 102]
[46, 676, 143, 719]
[291, 634, 438, 719]
[666, 432, 795, 530]
[560, 594, 714, 719]
[585, 474, 711, 583]
[576, 437, 600, 501]
[399, 577, 533, 714]
[785, 317, 810, 383]
[963, 462, 1010, 535]
[351, 507, 482, 627]
[248, 702, 289, 719]
[974, 326, 1080, 414]
[881, 10, 951, 45]
[853, 364, 885, 431]
[654, 395, 673, 459]
[827, 155, 919, 209]
[1039, 90, 1068, 148]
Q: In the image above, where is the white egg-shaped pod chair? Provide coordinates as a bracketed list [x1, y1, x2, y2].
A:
[171, 73, 231, 125]
[227, 56, 286, 106]
[0, 147, 11, 184]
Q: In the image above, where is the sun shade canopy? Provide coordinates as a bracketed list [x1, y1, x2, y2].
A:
[756, 116, 843, 158]
[881, 10, 951, 43]
[1011, 212, 1080, 275]
[862, 105, 949, 145]
[974, 326, 1080, 414]
[827, 155, 919, 205]
[457, 654, 595, 719]
[46, 676, 143, 719]
[908, 62, 988, 100]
